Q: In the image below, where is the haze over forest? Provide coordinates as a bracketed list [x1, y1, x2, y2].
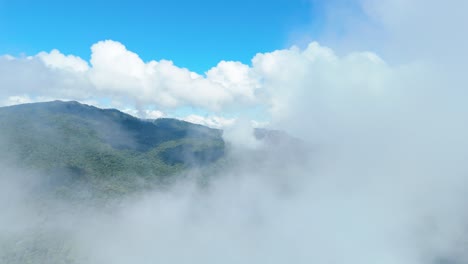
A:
[1, 0, 468, 263]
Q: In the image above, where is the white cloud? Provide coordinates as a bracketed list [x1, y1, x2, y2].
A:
[0, 35, 462, 140]
[222, 118, 262, 149]
[0, 54, 93, 102]
[0, 39, 439, 137]
[37, 49, 89, 72]
[121, 108, 165, 120]
[0, 40, 261, 111]
[181, 114, 267, 129]
[87, 40, 260, 110]
[182, 114, 235, 129]
[2, 95, 33, 106]
[145, 110, 164, 119]
[206, 60, 260, 100]
[0, 39, 417, 132]
[249, 42, 396, 138]
[1, 55, 15, 61]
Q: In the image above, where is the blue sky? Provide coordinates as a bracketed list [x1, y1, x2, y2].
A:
[0, 0, 330, 73]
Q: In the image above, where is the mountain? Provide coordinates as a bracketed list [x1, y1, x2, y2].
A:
[0, 101, 309, 263]
[0, 101, 225, 198]
[0, 100, 308, 199]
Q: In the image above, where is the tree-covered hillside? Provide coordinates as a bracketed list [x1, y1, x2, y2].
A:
[0, 101, 225, 198]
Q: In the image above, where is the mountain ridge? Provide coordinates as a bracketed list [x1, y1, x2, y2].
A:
[0, 100, 305, 199]
[0, 100, 228, 198]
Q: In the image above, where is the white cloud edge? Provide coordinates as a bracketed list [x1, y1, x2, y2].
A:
[0, 38, 441, 133]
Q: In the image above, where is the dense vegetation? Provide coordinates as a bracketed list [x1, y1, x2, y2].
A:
[0, 101, 226, 199]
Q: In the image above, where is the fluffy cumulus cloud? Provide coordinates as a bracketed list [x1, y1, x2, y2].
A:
[37, 49, 89, 72]
[89, 41, 258, 110]
[0, 39, 410, 124]
[0, 40, 261, 112]
[0, 38, 461, 142]
[0, 53, 92, 101]
[250, 42, 397, 137]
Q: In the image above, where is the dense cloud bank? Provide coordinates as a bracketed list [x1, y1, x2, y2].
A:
[2, 111, 468, 264]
